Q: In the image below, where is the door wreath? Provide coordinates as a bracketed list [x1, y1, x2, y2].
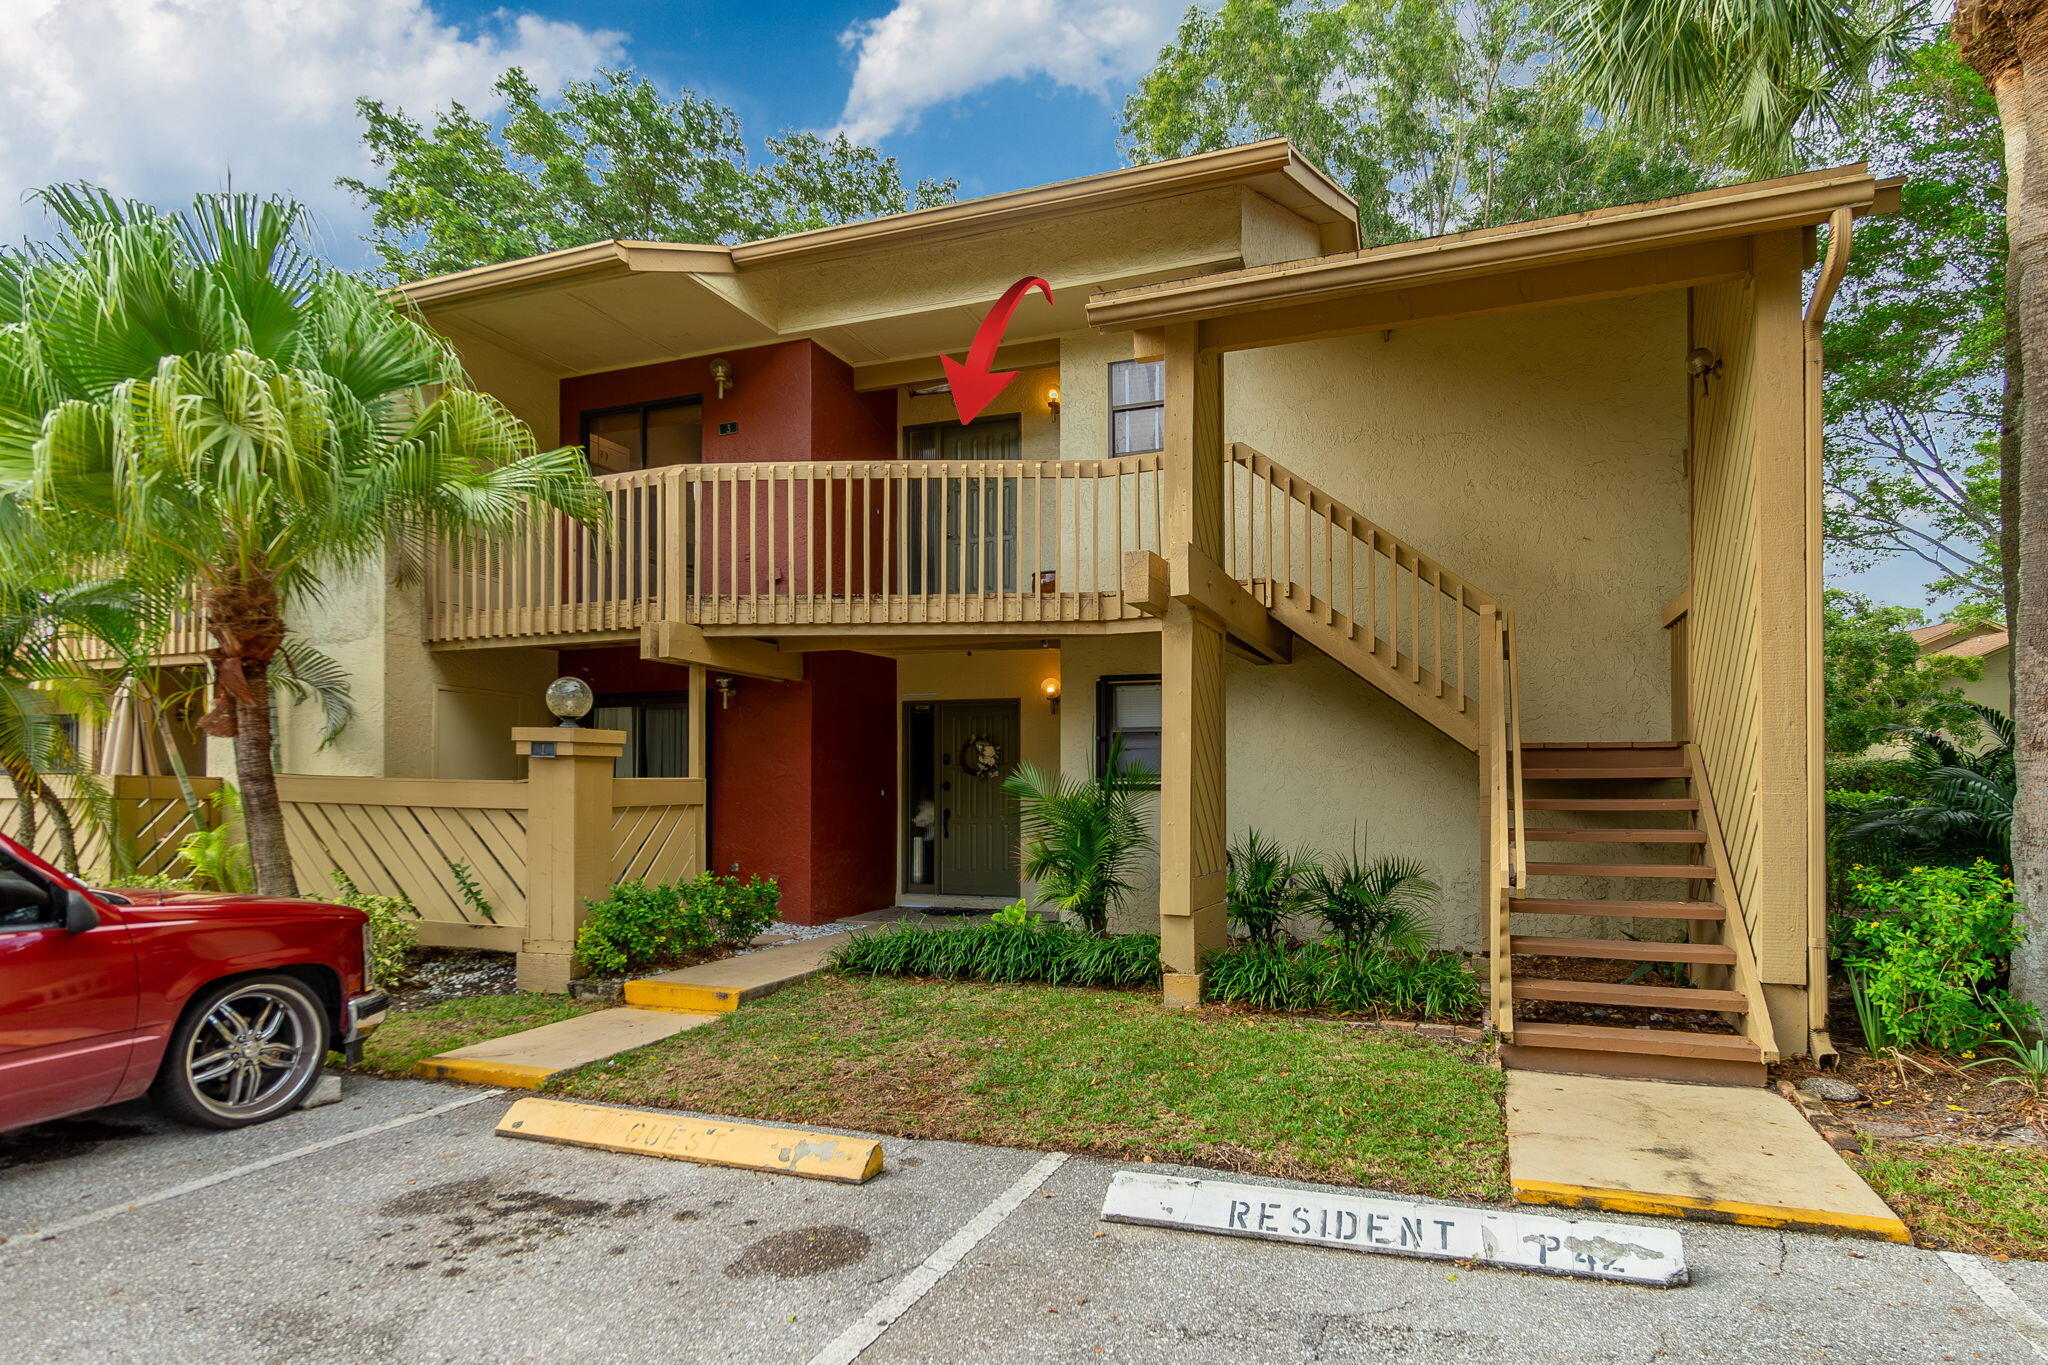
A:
[959, 734, 1003, 777]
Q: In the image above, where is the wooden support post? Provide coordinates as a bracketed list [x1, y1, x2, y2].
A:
[1156, 323, 1229, 1006]
[688, 665, 709, 871]
[513, 726, 626, 993]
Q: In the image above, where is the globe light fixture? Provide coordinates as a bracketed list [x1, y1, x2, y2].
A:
[544, 676, 594, 728]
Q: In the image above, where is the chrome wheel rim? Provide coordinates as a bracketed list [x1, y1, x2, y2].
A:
[183, 986, 317, 1119]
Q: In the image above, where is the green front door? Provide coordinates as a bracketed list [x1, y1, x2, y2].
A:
[933, 699, 1022, 896]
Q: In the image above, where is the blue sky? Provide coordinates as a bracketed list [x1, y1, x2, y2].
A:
[0, 0, 1963, 613]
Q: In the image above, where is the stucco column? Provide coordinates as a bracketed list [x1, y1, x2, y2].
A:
[1154, 322, 1229, 1005]
[513, 726, 625, 992]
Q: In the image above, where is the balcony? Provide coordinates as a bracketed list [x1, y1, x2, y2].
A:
[426, 457, 1167, 645]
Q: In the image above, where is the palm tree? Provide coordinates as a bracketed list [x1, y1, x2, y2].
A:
[0, 187, 603, 894]
[1002, 737, 1156, 935]
[1303, 842, 1440, 956]
[1539, 0, 2048, 1013]
[1226, 829, 1317, 946]
[0, 574, 133, 873]
[1845, 701, 2016, 864]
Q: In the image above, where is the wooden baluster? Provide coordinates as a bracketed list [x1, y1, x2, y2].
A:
[1408, 550, 1422, 684]
[1454, 584, 1467, 711]
[1432, 568, 1445, 697]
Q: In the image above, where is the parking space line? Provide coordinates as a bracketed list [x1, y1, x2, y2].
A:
[1942, 1251, 2048, 1359]
[805, 1151, 1069, 1365]
[4, 1088, 506, 1249]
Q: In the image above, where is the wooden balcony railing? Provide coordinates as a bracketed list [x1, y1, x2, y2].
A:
[426, 457, 1167, 642]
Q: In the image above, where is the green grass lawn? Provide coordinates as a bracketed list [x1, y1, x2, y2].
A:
[1853, 1139, 2048, 1260]
[363, 974, 1508, 1201]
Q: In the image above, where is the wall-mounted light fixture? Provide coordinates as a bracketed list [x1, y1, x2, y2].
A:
[1686, 346, 1723, 396]
[712, 674, 739, 710]
[709, 356, 735, 400]
[1046, 386, 1062, 422]
[544, 676, 593, 728]
[1041, 677, 1061, 714]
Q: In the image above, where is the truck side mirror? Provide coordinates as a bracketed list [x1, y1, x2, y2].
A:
[61, 888, 98, 934]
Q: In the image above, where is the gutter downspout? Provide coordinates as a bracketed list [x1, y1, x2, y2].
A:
[1801, 207, 1854, 1055]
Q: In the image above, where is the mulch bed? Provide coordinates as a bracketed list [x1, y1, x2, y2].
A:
[1777, 1047, 2044, 1150]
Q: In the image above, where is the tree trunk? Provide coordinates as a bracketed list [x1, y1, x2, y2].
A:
[41, 788, 80, 876]
[2010, 52, 2048, 1014]
[9, 772, 36, 851]
[1996, 74, 2028, 695]
[231, 667, 295, 897]
[199, 574, 296, 897]
[137, 675, 208, 828]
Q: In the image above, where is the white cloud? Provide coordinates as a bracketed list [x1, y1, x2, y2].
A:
[0, 0, 625, 258]
[836, 0, 1184, 143]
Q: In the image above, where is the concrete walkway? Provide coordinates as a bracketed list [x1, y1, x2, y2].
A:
[5, 1074, 2046, 1363]
[415, 907, 1000, 1087]
[1506, 1071, 1912, 1241]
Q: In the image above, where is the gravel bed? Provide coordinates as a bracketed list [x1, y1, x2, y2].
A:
[389, 949, 518, 1010]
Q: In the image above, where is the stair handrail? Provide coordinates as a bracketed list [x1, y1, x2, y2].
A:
[1479, 605, 1515, 1039]
[1683, 739, 1781, 1063]
[1226, 444, 1500, 613]
[1503, 612, 1527, 890]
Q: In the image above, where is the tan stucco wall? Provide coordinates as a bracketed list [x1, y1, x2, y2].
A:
[1061, 294, 1690, 945]
[261, 564, 557, 782]
[1958, 646, 2011, 715]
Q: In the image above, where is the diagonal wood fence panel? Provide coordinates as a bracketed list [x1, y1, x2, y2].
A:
[0, 775, 222, 879]
[610, 778, 707, 886]
[274, 775, 531, 947]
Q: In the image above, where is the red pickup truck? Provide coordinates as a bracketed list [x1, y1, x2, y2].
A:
[0, 832, 387, 1133]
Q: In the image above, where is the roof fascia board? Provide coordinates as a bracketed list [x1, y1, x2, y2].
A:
[399, 241, 734, 308]
[729, 140, 1359, 269]
[1087, 167, 1885, 331]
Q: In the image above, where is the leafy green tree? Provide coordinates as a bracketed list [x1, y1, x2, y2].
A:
[342, 68, 959, 281]
[0, 187, 603, 894]
[1823, 590, 1982, 753]
[1823, 39, 2006, 606]
[1121, 0, 1713, 246]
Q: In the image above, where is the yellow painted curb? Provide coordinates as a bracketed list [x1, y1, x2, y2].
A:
[496, 1097, 884, 1183]
[414, 1057, 558, 1089]
[1512, 1178, 1912, 1243]
[623, 979, 743, 1013]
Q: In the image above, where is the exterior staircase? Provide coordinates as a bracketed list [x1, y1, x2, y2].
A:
[1497, 741, 1773, 1086]
[1223, 445, 1775, 1086]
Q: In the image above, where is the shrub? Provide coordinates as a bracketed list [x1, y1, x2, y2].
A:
[574, 871, 782, 976]
[1826, 756, 1927, 798]
[1202, 941, 1480, 1020]
[1303, 846, 1438, 954]
[830, 921, 1162, 989]
[176, 785, 253, 893]
[328, 872, 421, 986]
[1835, 860, 2036, 1052]
[1003, 734, 1155, 934]
[1227, 830, 1315, 946]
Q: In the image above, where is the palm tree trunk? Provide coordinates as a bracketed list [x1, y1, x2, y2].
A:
[41, 788, 80, 875]
[135, 674, 207, 828]
[231, 667, 295, 897]
[9, 771, 36, 851]
[2009, 52, 2048, 1014]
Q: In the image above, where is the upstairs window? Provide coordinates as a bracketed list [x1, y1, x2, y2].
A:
[1096, 675, 1162, 785]
[1109, 359, 1164, 456]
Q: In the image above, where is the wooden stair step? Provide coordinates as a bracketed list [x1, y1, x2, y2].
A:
[1524, 861, 1715, 879]
[1510, 897, 1723, 921]
[1519, 741, 1684, 751]
[1524, 828, 1706, 844]
[1512, 977, 1749, 1012]
[1504, 1021, 1760, 1062]
[1523, 797, 1699, 811]
[1523, 766, 1691, 780]
[1511, 935, 1736, 965]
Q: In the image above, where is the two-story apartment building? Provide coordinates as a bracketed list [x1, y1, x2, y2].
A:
[97, 141, 1895, 1085]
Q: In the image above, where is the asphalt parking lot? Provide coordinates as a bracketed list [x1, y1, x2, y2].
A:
[2, 1074, 2046, 1363]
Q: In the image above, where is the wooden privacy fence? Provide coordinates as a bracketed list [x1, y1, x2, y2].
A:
[275, 775, 533, 951]
[0, 774, 222, 877]
[426, 457, 1167, 641]
[611, 778, 707, 886]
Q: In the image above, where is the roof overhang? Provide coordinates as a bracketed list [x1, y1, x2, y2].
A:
[1086, 165, 1901, 347]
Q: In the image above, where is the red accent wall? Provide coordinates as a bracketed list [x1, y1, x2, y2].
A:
[556, 348, 902, 924]
[708, 655, 898, 925]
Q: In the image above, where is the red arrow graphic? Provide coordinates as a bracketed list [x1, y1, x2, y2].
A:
[941, 276, 1054, 424]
